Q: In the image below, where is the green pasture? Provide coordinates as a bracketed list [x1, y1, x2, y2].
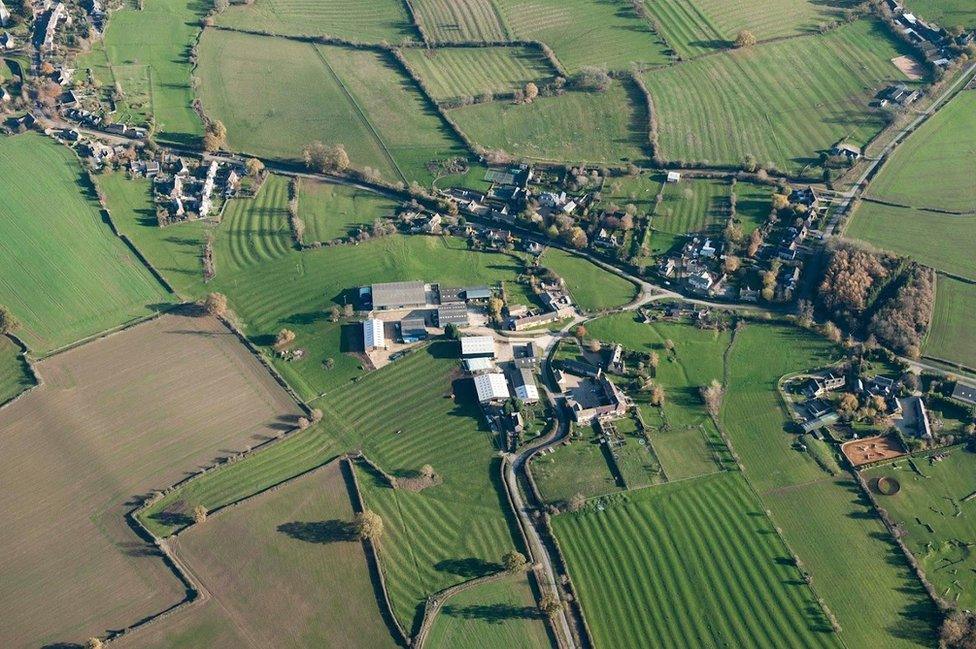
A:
[412, 0, 510, 43]
[494, 0, 669, 72]
[0, 337, 32, 405]
[215, 0, 416, 43]
[216, 174, 294, 272]
[907, 0, 976, 29]
[77, 0, 205, 145]
[298, 178, 399, 243]
[0, 134, 170, 353]
[644, 20, 924, 174]
[537, 248, 637, 312]
[531, 430, 621, 504]
[553, 471, 842, 649]
[866, 449, 976, 608]
[846, 202, 976, 281]
[450, 82, 650, 165]
[864, 89, 976, 212]
[426, 573, 551, 649]
[925, 276, 976, 369]
[402, 46, 553, 102]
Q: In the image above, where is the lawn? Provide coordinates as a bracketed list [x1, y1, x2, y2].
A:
[863, 89, 976, 212]
[643, 20, 924, 173]
[644, 0, 852, 58]
[494, 0, 670, 72]
[196, 30, 400, 180]
[450, 82, 650, 165]
[426, 573, 552, 649]
[846, 202, 976, 281]
[0, 314, 302, 649]
[552, 471, 842, 649]
[0, 336, 32, 406]
[298, 177, 399, 243]
[214, 0, 416, 43]
[129, 461, 399, 649]
[647, 420, 726, 480]
[412, 0, 510, 43]
[0, 134, 170, 354]
[925, 276, 976, 369]
[537, 248, 637, 312]
[532, 428, 622, 504]
[76, 0, 205, 146]
[402, 46, 554, 102]
[95, 172, 209, 296]
[865, 449, 976, 609]
[653, 177, 729, 239]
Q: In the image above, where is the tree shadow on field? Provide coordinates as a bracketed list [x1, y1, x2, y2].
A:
[147, 510, 193, 528]
[434, 557, 501, 579]
[41, 643, 84, 649]
[441, 603, 542, 624]
[117, 540, 164, 558]
[277, 520, 357, 543]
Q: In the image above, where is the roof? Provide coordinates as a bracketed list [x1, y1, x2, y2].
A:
[952, 382, 976, 405]
[400, 317, 426, 333]
[461, 336, 495, 357]
[464, 357, 494, 372]
[464, 286, 492, 300]
[437, 302, 469, 325]
[363, 319, 384, 349]
[371, 281, 426, 309]
[513, 369, 539, 402]
[474, 372, 510, 403]
[667, 171, 681, 182]
[438, 286, 464, 303]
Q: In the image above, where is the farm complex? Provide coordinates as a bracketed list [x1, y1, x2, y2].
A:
[1, 0, 974, 647]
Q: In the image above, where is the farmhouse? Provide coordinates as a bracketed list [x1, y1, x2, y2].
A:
[510, 310, 559, 331]
[473, 372, 510, 404]
[363, 318, 385, 351]
[460, 335, 495, 359]
[567, 375, 628, 424]
[830, 143, 861, 161]
[370, 281, 427, 310]
[952, 382, 976, 407]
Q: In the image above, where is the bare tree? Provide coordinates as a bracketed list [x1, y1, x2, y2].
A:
[701, 379, 724, 417]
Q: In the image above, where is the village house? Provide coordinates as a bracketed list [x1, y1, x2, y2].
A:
[830, 143, 861, 161]
[41, 3, 69, 53]
[789, 186, 819, 211]
[879, 84, 920, 108]
[688, 270, 714, 293]
[951, 382, 976, 407]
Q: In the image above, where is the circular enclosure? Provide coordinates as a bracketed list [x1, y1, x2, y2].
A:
[875, 476, 901, 496]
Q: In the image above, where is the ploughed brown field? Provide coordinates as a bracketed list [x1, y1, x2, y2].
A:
[114, 460, 399, 649]
[0, 313, 302, 649]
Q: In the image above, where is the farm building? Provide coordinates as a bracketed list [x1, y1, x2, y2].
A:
[830, 143, 861, 160]
[437, 285, 464, 303]
[464, 357, 494, 374]
[513, 368, 539, 404]
[370, 281, 427, 310]
[952, 382, 976, 406]
[474, 372, 510, 404]
[465, 285, 492, 301]
[363, 318, 385, 351]
[437, 302, 469, 327]
[399, 318, 427, 343]
[667, 171, 681, 183]
[461, 336, 495, 359]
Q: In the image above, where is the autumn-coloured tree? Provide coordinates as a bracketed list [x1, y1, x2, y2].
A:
[275, 328, 296, 350]
[356, 509, 384, 541]
[203, 292, 227, 317]
[503, 550, 528, 574]
[193, 504, 208, 524]
[701, 379, 724, 417]
[0, 305, 19, 335]
[734, 30, 757, 48]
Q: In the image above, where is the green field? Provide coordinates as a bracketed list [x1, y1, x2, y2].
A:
[532, 428, 621, 504]
[76, 0, 205, 145]
[450, 82, 650, 164]
[0, 337, 32, 405]
[96, 172, 209, 296]
[644, 0, 852, 58]
[651, 177, 729, 253]
[925, 276, 976, 369]
[648, 420, 726, 480]
[495, 0, 669, 72]
[537, 248, 637, 312]
[196, 30, 400, 179]
[412, 0, 510, 43]
[907, 0, 976, 29]
[553, 471, 841, 649]
[863, 89, 976, 212]
[215, 0, 416, 43]
[866, 449, 976, 609]
[298, 178, 399, 243]
[426, 574, 551, 649]
[846, 202, 976, 281]
[402, 46, 553, 102]
[216, 174, 294, 273]
[643, 20, 922, 173]
[0, 134, 170, 353]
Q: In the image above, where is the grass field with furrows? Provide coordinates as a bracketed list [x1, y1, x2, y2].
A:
[76, 0, 205, 145]
[298, 178, 399, 243]
[865, 450, 976, 610]
[907, 0, 976, 29]
[0, 337, 32, 406]
[495, 0, 670, 71]
[196, 30, 400, 180]
[654, 177, 728, 236]
[846, 202, 976, 281]
[215, 0, 416, 42]
[0, 134, 170, 354]
[862, 89, 976, 212]
[412, 0, 510, 42]
[553, 471, 842, 649]
[95, 173, 209, 297]
[925, 276, 976, 369]
[402, 46, 553, 102]
[216, 174, 294, 272]
[426, 573, 552, 649]
[450, 82, 650, 164]
[537, 248, 637, 311]
[643, 0, 852, 58]
[643, 20, 922, 173]
[131, 462, 399, 649]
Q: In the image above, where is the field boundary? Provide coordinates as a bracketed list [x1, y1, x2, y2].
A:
[0, 332, 41, 412]
[412, 571, 510, 648]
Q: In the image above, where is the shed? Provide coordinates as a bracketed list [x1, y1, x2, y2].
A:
[371, 281, 426, 310]
[363, 318, 385, 350]
[460, 336, 495, 358]
[666, 171, 681, 183]
[474, 372, 510, 404]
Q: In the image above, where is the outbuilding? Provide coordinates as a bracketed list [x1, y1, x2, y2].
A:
[474, 372, 510, 404]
